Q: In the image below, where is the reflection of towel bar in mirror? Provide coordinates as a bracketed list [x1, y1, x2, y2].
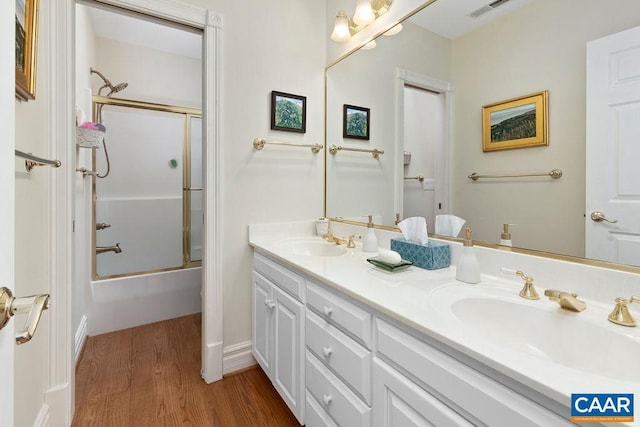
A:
[15, 149, 62, 172]
[468, 169, 563, 181]
[329, 145, 384, 158]
[404, 175, 424, 182]
[183, 187, 202, 191]
[253, 138, 323, 154]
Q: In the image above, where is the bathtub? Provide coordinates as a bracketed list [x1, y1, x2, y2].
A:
[86, 266, 202, 335]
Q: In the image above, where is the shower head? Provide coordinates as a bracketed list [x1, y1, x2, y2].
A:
[106, 82, 128, 97]
[90, 67, 128, 97]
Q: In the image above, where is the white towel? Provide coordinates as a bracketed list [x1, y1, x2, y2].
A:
[398, 217, 429, 244]
[435, 215, 466, 237]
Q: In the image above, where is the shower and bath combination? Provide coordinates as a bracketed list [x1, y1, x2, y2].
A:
[90, 68, 128, 256]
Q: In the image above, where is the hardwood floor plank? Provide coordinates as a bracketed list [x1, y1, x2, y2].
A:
[73, 314, 300, 427]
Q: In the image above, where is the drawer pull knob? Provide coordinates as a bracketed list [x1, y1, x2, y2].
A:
[323, 306, 333, 316]
[322, 346, 333, 358]
[322, 394, 333, 406]
[264, 299, 275, 310]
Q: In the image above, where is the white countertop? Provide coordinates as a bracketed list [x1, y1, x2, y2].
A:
[249, 220, 640, 425]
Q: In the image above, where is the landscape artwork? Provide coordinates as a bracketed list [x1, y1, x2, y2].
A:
[482, 91, 548, 152]
[15, 0, 38, 101]
[343, 104, 370, 140]
[271, 91, 306, 133]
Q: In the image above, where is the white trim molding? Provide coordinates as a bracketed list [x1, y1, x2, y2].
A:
[74, 315, 88, 364]
[223, 341, 256, 375]
[33, 403, 50, 427]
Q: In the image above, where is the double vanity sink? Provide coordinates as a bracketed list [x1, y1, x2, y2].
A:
[250, 226, 640, 425]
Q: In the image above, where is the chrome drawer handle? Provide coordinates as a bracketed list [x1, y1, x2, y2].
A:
[322, 346, 333, 358]
[264, 299, 275, 310]
[322, 394, 333, 406]
[323, 306, 333, 316]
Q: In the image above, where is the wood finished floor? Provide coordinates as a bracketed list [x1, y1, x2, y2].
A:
[73, 313, 299, 426]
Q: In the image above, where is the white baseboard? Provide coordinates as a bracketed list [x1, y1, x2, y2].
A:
[33, 403, 49, 427]
[222, 340, 256, 375]
[74, 315, 88, 364]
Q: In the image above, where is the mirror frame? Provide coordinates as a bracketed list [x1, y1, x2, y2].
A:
[323, 1, 640, 275]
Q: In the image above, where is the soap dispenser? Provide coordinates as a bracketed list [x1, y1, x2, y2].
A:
[456, 227, 481, 284]
[362, 215, 378, 253]
[500, 223, 514, 247]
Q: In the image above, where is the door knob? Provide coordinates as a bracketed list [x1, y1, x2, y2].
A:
[590, 211, 618, 223]
[0, 287, 50, 345]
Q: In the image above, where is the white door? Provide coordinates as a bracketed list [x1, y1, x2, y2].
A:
[402, 85, 441, 232]
[0, 1, 16, 424]
[586, 26, 640, 266]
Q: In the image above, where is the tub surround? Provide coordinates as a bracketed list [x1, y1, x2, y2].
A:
[249, 220, 640, 424]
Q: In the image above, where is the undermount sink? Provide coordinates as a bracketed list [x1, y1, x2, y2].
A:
[429, 284, 640, 381]
[274, 237, 347, 257]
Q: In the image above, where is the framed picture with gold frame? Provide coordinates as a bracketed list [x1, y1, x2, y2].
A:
[15, 0, 39, 101]
[482, 90, 548, 152]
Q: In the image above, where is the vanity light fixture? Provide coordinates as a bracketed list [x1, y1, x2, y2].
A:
[362, 40, 377, 50]
[383, 23, 403, 36]
[330, 0, 394, 43]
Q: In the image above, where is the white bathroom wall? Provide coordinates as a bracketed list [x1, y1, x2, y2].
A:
[94, 37, 202, 108]
[200, 0, 327, 347]
[326, 21, 451, 225]
[451, 0, 640, 257]
[13, 0, 53, 424]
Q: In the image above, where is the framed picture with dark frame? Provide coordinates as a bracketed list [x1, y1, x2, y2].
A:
[271, 91, 306, 133]
[15, 0, 39, 101]
[343, 104, 370, 140]
[482, 90, 548, 152]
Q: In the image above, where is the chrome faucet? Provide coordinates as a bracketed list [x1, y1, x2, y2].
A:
[96, 243, 122, 254]
[544, 289, 586, 312]
[607, 296, 640, 327]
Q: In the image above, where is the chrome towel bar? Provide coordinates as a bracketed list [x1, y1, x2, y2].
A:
[329, 145, 384, 158]
[404, 175, 424, 182]
[15, 149, 62, 172]
[468, 169, 562, 181]
[253, 138, 323, 154]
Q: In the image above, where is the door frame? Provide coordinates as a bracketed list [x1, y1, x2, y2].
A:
[394, 69, 453, 220]
[0, 0, 16, 425]
[49, 0, 224, 422]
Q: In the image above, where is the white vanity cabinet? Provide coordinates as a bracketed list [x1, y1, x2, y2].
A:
[250, 249, 574, 427]
[374, 319, 573, 427]
[304, 280, 373, 427]
[252, 253, 305, 424]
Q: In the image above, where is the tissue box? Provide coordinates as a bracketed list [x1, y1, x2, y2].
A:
[390, 238, 450, 270]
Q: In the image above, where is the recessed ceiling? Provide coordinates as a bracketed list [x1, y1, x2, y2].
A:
[85, 5, 202, 60]
[409, 0, 534, 39]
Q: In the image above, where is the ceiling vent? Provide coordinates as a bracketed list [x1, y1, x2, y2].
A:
[468, 0, 512, 19]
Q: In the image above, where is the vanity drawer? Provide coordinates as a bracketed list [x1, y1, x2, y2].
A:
[375, 319, 572, 427]
[306, 394, 338, 427]
[306, 279, 372, 348]
[254, 252, 305, 302]
[306, 350, 371, 427]
[306, 310, 372, 404]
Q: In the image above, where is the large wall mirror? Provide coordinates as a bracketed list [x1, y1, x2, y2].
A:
[325, 0, 640, 269]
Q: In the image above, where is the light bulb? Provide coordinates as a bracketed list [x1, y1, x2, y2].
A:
[331, 10, 352, 42]
[353, 0, 375, 27]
